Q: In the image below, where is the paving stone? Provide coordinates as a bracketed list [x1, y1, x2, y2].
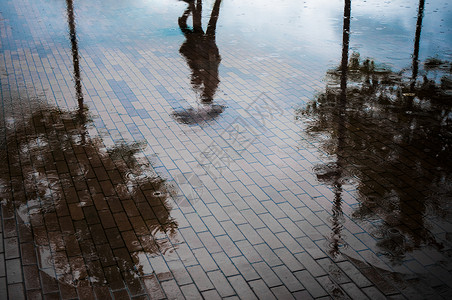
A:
[27, 289, 43, 300]
[296, 236, 327, 259]
[185, 213, 208, 233]
[341, 282, 370, 300]
[198, 231, 223, 254]
[212, 252, 240, 277]
[213, 235, 238, 257]
[187, 265, 214, 291]
[317, 275, 350, 299]
[224, 206, 247, 226]
[220, 221, 245, 242]
[274, 248, 305, 272]
[228, 275, 257, 300]
[0, 254, 5, 277]
[293, 290, 314, 300]
[257, 228, 283, 249]
[0, 277, 6, 300]
[248, 279, 277, 300]
[40, 269, 59, 295]
[201, 215, 226, 236]
[241, 209, 265, 229]
[179, 227, 203, 249]
[337, 261, 372, 288]
[359, 267, 399, 296]
[193, 247, 218, 272]
[208, 270, 235, 297]
[175, 243, 198, 267]
[317, 257, 351, 284]
[231, 256, 259, 281]
[270, 285, 294, 299]
[273, 265, 304, 292]
[23, 265, 40, 290]
[103, 266, 125, 291]
[7, 282, 25, 300]
[3, 219, 18, 238]
[6, 258, 22, 284]
[294, 252, 327, 277]
[254, 243, 283, 267]
[180, 283, 202, 299]
[201, 289, 222, 300]
[235, 240, 262, 264]
[252, 262, 282, 288]
[143, 275, 165, 299]
[5, 238, 20, 259]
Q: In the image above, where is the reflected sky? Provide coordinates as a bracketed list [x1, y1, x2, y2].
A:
[5, 0, 450, 72]
[219, 0, 452, 68]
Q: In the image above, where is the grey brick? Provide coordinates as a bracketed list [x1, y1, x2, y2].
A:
[231, 256, 259, 281]
[294, 270, 328, 298]
[180, 283, 202, 300]
[252, 262, 282, 288]
[228, 275, 257, 300]
[187, 265, 214, 291]
[249, 279, 277, 300]
[208, 270, 235, 297]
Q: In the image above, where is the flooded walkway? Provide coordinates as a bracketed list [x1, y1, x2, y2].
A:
[1, 0, 451, 299]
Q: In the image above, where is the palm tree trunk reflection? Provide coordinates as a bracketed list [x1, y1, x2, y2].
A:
[411, 0, 425, 90]
[66, 0, 84, 111]
[329, 0, 351, 258]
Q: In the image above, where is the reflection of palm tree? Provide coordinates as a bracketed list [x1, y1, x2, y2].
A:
[173, 0, 224, 124]
[411, 0, 425, 88]
[296, 0, 452, 264]
[66, 0, 84, 110]
[319, 0, 351, 258]
[298, 53, 451, 262]
[0, 104, 178, 292]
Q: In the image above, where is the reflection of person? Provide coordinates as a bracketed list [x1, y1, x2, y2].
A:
[173, 0, 224, 124]
[179, 0, 222, 104]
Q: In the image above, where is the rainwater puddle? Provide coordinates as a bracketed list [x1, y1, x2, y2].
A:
[1, 0, 451, 298]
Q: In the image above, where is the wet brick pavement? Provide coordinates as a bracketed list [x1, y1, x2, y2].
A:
[1, 0, 451, 299]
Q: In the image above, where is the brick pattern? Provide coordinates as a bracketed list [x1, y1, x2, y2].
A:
[1, 0, 451, 299]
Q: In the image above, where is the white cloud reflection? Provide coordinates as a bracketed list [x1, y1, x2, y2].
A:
[209, 0, 452, 69]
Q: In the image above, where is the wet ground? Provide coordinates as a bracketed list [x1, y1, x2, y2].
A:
[1, 0, 452, 299]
